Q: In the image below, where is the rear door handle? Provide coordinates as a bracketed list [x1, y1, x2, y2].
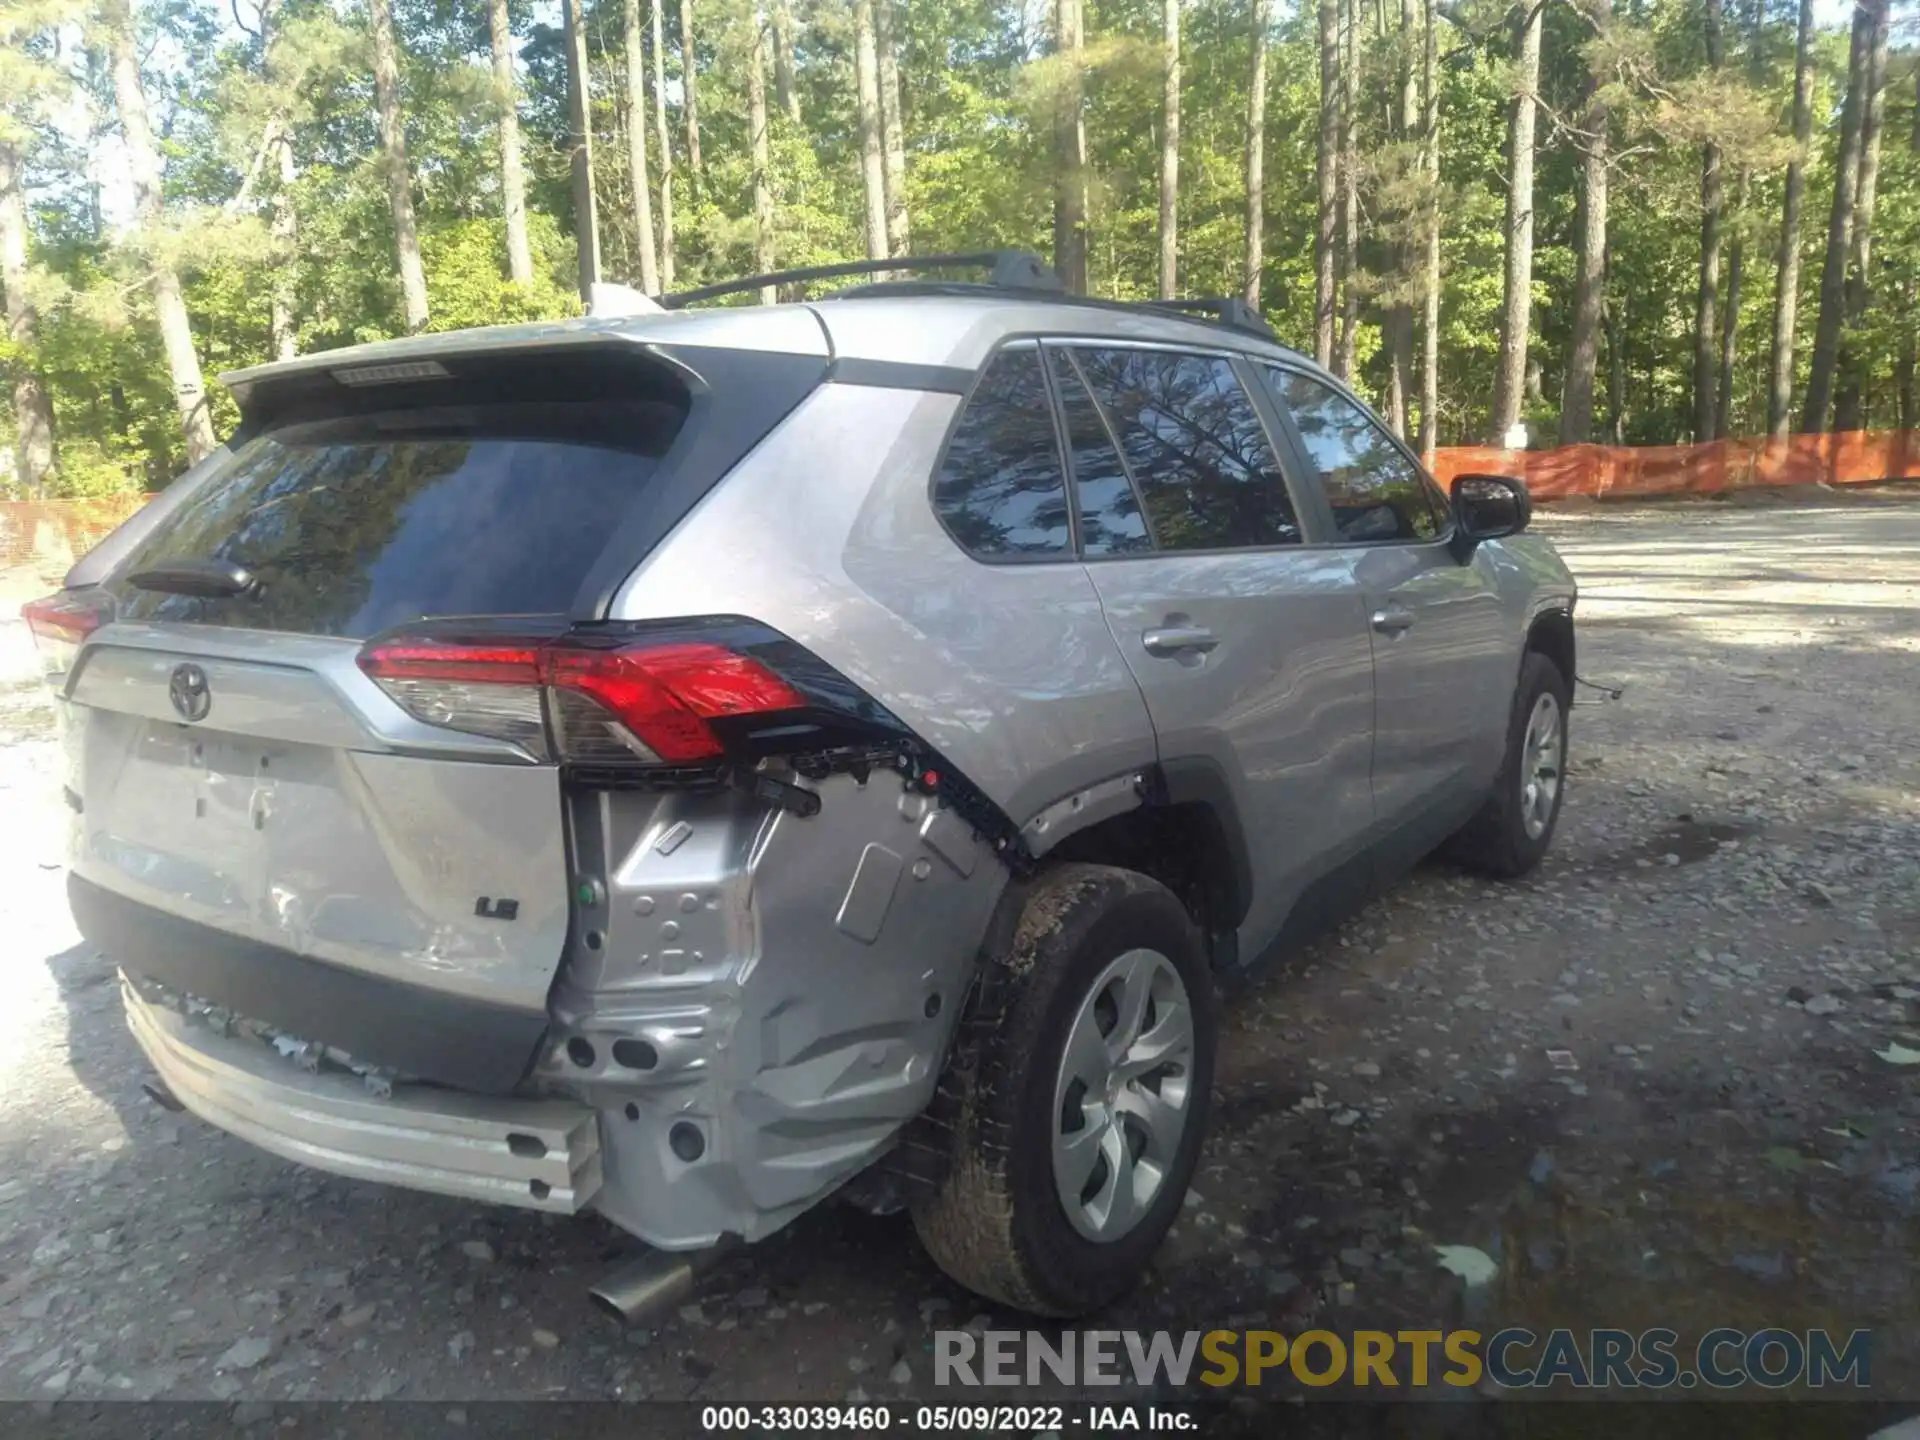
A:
[1142, 626, 1219, 657]
[1371, 607, 1416, 635]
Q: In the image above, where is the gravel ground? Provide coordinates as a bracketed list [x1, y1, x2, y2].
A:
[1, 496, 1917, 1405]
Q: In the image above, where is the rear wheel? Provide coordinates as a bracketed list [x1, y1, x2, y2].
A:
[911, 864, 1215, 1316]
[1445, 650, 1571, 878]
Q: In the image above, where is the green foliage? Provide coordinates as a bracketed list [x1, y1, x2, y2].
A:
[1, 0, 1916, 500]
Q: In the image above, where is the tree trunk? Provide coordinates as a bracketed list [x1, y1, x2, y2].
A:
[773, 0, 800, 124]
[1604, 242, 1626, 443]
[561, 0, 601, 301]
[1765, 0, 1812, 437]
[1383, 0, 1418, 440]
[1898, 328, 1916, 434]
[876, 0, 910, 258]
[1243, 0, 1269, 308]
[853, 0, 888, 262]
[1691, 0, 1723, 442]
[652, 0, 675, 288]
[1053, 0, 1089, 293]
[1417, 0, 1439, 454]
[254, 0, 298, 358]
[749, 7, 774, 301]
[1800, 0, 1873, 433]
[268, 127, 298, 360]
[1313, 0, 1338, 366]
[366, 0, 431, 332]
[679, 0, 702, 174]
[1715, 167, 1746, 439]
[623, 0, 660, 293]
[1832, 0, 1889, 434]
[488, 0, 534, 286]
[104, 0, 217, 461]
[1714, 0, 1765, 440]
[0, 140, 55, 493]
[1558, 0, 1609, 446]
[1158, 0, 1180, 300]
[1335, 0, 1358, 380]
[1487, 0, 1541, 445]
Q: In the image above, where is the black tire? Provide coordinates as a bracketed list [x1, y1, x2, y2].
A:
[1445, 649, 1571, 878]
[910, 864, 1216, 1317]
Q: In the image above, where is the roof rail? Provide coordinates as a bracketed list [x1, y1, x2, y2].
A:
[1141, 297, 1277, 341]
[660, 251, 1062, 310]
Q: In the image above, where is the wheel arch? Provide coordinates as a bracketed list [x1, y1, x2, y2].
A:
[1525, 605, 1576, 685]
[1034, 758, 1253, 965]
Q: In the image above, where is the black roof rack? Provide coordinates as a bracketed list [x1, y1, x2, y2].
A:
[659, 251, 1062, 309]
[1141, 297, 1278, 341]
[658, 249, 1284, 347]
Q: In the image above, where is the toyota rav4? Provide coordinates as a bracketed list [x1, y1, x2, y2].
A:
[26, 253, 1576, 1319]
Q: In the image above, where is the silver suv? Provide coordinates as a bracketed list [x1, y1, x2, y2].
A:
[27, 254, 1576, 1320]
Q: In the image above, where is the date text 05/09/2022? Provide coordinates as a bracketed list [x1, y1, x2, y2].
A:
[699, 1405, 1196, 1432]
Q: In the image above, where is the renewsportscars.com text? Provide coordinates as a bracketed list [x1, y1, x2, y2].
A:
[934, 1327, 1871, 1391]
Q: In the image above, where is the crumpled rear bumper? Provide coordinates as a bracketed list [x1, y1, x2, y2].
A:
[123, 978, 602, 1214]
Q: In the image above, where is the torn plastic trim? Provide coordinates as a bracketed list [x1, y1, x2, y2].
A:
[550, 616, 1039, 876]
[1019, 770, 1151, 857]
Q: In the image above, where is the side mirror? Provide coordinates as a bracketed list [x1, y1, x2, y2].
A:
[1450, 473, 1531, 547]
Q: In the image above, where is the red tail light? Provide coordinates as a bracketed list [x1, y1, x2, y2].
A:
[22, 590, 113, 678]
[358, 630, 805, 765]
[23, 590, 111, 646]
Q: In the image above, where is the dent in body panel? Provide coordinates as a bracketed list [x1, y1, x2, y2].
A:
[607, 383, 1159, 828]
[545, 769, 1005, 1249]
[68, 702, 570, 1012]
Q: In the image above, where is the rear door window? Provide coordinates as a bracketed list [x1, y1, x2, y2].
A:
[1046, 348, 1151, 557]
[1072, 347, 1301, 552]
[1269, 368, 1446, 542]
[109, 401, 687, 638]
[933, 347, 1073, 559]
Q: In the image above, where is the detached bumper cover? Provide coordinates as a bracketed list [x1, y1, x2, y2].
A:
[123, 979, 602, 1214]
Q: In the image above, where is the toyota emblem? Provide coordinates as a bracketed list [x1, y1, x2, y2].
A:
[168, 663, 211, 722]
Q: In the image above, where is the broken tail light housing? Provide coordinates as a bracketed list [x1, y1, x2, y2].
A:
[356, 617, 893, 773]
[22, 589, 114, 680]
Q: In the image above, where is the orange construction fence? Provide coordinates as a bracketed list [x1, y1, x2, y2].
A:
[1, 492, 150, 579]
[3, 429, 1917, 577]
[1429, 428, 1920, 500]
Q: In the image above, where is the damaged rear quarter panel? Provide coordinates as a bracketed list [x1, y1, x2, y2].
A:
[547, 772, 1005, 1248]
[561, 381, 1159, 1249]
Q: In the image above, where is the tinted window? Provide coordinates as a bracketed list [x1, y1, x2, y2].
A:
[1272, 369, 1443, 542]
[1075, 348, 1300, 552]
[110, 401, 685, 638]
[1047, 348, 1150, 556]
[934, 348, 1072, 559]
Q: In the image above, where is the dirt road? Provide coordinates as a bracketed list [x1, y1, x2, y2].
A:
[2, 498, 1917, 1404]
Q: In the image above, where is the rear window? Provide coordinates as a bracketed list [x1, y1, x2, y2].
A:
[108, 401, 684, 638]
[931, 347, 1073, 560]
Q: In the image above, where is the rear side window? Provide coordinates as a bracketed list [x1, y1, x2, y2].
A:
[933, 348, 1072, 559]
[1073, 348, 1300, 552]
[1271, 368, 1444, 542]
[109, 401, 684, 638]
[1047, 348, 1151, 557]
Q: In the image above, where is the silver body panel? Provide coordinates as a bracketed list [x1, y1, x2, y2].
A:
[66, 630, 567, 1013]
[59, 291, 1576, 1253]
[1349, 541, 1514, 835]
[1083, 549, 1377, 950]
[609, 382, 1161, 826]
